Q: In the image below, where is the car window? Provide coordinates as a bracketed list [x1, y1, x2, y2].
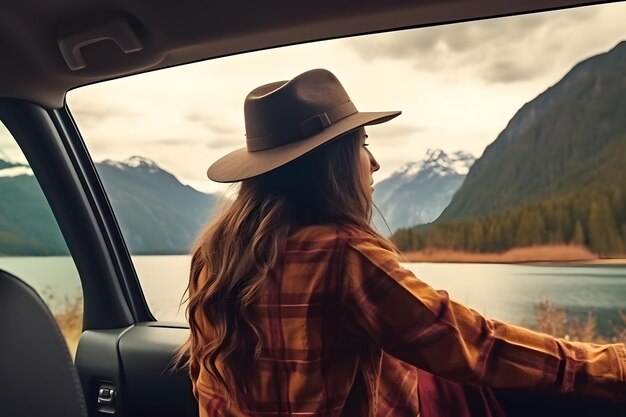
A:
[0, 121, 83, 356]
[67, 2, 626, 343]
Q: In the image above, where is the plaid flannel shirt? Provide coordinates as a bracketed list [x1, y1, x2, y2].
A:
[191, 225, 626, 416]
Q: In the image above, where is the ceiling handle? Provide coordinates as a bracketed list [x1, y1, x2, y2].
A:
[58, 17, 143, 71]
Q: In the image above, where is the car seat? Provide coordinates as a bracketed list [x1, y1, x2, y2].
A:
[0, 268, 87, 417]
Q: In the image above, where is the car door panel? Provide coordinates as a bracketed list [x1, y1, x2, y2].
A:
[77, 324, 198, 417]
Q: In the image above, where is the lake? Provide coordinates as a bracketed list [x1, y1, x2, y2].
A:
[2, 256, 625, 338]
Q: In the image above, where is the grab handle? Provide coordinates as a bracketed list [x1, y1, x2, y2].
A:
[58, 17, 143, 71]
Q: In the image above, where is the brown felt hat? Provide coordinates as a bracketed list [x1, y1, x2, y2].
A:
[207, 68, 401, 182]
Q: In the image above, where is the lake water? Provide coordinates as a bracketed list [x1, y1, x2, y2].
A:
[2, 256, 625, 337]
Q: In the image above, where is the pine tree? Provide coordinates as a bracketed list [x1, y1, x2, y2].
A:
[571, 220, 586, 246]
[588, 197, 622, 256]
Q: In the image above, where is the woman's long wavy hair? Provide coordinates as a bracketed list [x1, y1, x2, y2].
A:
[175, 129, 396, 412]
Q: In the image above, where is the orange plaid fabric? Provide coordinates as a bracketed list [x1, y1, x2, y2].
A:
[192, 225, 626, 416]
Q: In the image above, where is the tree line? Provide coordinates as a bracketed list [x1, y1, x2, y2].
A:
[392, 184, 626, 256]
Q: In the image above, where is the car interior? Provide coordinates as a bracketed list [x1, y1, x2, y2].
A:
[0, 0, 624, 416]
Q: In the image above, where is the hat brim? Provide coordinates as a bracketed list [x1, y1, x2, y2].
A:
[207, 110, 401, 182]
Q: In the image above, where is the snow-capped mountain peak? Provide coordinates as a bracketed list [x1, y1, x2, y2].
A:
[394, 149, 475, 179]
[373, 149, 476, 232]
[100, 156, 161, 173]
[0, 165, 33, 178]
[425, 148, 446, 161]
[125, 156, 160, 169]
[0, 158, 32, 177]
[449, 151, 476, 175]
[397, 161, 422, 177]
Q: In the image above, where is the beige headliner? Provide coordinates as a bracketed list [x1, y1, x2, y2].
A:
[0, 0, 609, 108]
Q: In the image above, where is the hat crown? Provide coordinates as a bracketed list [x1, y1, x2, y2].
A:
[244, 69, 355, 151]
[207, 68, 400, 183]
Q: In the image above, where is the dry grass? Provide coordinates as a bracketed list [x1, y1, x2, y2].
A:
[402, 244, 605, 263]
[609, 310, 626, 342]
[41, 288, 83, 358]
[532, 299, 626, 344]
[54, 296, 83, 357]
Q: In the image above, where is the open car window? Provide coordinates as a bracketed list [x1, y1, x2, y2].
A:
[0, 121, 83, 356]
[66, 3, 626, 343]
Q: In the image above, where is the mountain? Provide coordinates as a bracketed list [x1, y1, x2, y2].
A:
[393, 42, 626, 256]
[96, 156, 218, 254]
[0, 156, 217, 255]
[373, 149, 475, 232]
[438, 41, 626, 222]
[0, 161, 69, 255]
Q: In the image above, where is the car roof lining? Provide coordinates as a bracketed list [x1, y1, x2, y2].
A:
[0, 0, 612, 108]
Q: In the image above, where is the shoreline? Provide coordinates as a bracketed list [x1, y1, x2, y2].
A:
[401, 245, 626, 265]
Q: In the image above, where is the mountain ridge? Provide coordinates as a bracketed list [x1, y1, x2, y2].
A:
[438, 40, 626, 221]
[0, 156, 217, 255]
[374, 149, 475, 232]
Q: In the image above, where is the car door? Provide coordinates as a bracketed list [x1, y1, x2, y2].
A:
[0, 99, 199, 416]
[1, 1, 625, 417]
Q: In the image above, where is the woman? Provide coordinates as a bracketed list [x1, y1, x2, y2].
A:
[179, 69, 626, 417]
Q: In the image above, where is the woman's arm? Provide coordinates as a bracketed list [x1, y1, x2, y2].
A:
[342, 234, 626, 400]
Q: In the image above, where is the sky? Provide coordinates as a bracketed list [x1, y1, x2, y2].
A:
[3, 2, 626, 194]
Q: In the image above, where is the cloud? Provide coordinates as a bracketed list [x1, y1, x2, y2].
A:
[0, 127, 27, 163]
[380, 123, 426, 137]
[151, 137, 205, 147]
[185, 111, 241, 136]
[368, 123, 427, 146]
[348, 6, 601, 84]
[205, 136, 243, 149]
[483, 59, 544, 83]
[70, 104, 140, 128]
[185, 115, 243, 149]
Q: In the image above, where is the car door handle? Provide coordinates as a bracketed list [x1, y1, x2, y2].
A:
[97, 387, 115, 404]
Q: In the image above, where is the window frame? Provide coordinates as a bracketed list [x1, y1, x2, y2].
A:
[0, 98, 155, 329]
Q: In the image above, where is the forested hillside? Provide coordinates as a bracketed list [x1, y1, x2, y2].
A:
[394, 184, 625, 256]
[0, 172, 68, 256]
[394, 42, 626, 256]
[439, 41, 626, 222]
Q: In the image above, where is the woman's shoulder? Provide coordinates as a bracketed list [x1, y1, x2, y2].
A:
[287, 224, 379, 244]
[287, 224, 398, 261]
[287, 224, 340, 240]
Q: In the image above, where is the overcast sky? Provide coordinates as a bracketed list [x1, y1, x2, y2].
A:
[8, 2, 626, 194]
